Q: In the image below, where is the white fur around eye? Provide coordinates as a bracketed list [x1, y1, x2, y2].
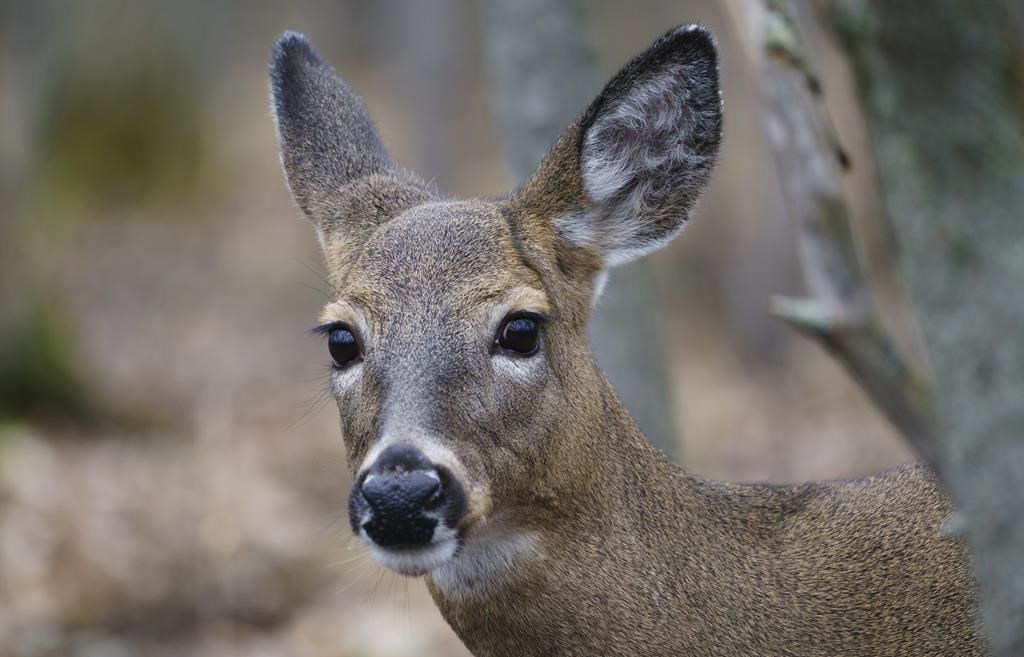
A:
[330, 361, 363, 393]
[493, 351, 546, 381]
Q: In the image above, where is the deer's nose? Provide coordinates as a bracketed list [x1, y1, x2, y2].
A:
[362, 471, 441, 514]
[352, 443, 448, 548]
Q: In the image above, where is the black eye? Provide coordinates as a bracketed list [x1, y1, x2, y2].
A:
[496, 315, 541, 356]
[328, 326, 361, 369]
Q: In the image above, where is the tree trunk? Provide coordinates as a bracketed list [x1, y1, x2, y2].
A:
[827, 2, 1024, 653]
[727, 0, 936, 463]
[479, 0, 679, 458]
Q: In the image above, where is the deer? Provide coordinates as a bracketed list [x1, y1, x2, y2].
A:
[268, 24, 986, 657]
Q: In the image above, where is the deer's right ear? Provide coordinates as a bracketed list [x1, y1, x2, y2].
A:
[269, 32, 425, 242]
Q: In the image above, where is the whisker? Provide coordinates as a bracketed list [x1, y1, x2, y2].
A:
[282, 377, 335, 432]
[330, 566, 374, 599]
[327, 550, 371, 569]
[369, 567, 387, 607]
[403, 579, 410, 638]
[289, 280, 333, 301]
[314, 514, 353, 544]
[293, 256, 339, 295]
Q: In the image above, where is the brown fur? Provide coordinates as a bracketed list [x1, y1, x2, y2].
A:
[269, 25, 986, 657]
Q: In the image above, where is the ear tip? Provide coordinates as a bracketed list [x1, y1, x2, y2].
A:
[269, 30, 323, 80]
[670, 23, 717, 42]
[273, 30, 314, 56]
[661, 23, 719, 63]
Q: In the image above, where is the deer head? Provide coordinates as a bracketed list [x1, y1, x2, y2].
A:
[269, 25, 721, 581]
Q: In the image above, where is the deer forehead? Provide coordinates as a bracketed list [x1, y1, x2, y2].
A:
[325, 200, 551, 326]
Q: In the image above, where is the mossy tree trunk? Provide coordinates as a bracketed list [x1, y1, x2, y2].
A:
[828, 2, 1024, 653]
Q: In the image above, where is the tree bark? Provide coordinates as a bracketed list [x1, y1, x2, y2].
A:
[726, 0, 936, 463]
[824, 2, 1024, 653]
[479, 0, 680, 458]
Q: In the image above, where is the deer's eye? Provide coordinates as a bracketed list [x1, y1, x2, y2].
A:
[328, 326, 361, 369]
[496, 314, 541, 356]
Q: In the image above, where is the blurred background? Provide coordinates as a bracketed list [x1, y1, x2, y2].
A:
[0, 1, 915, 655]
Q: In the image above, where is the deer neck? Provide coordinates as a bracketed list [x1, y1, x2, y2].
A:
[425, 374, 730, 652]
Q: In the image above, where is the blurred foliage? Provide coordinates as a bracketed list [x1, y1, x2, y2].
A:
[0, 25, 218, 423]
[0, 300, 88, 422]
[31, 41, 213, 216]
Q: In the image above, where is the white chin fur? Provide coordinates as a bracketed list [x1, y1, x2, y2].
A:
[430, 528, 538, 597]
[363, 525, 460, 576]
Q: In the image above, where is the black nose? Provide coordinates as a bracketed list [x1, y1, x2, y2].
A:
[362, 470, 441, 514]
[351, 443, 453, 549]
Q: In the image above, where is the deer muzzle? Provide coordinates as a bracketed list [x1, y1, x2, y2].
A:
[348, 443, 468, 575]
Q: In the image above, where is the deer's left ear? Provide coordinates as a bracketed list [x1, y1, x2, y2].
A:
[519, 24, 722, 268]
